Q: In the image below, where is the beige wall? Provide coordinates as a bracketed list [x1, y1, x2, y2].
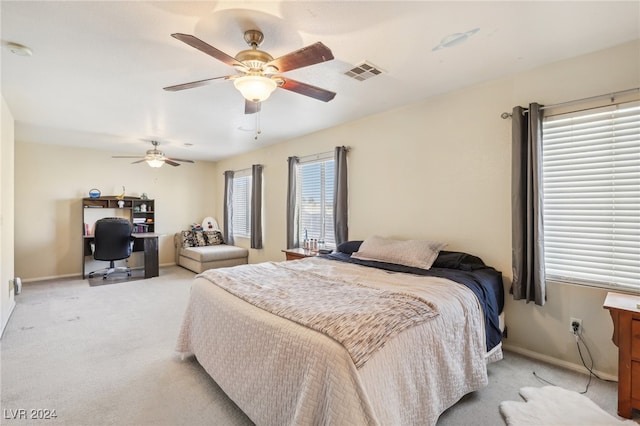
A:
[503, 40, 640, 377]
[214, 40, 639, 377]
[14, 142, 218, 280]
[10, 40, 639, 375]
[1, 96, 16, 336]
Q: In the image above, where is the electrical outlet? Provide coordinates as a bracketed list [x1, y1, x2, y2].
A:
[570, 317, 582, 334]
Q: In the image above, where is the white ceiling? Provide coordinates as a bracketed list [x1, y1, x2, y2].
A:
[2, 1, 639, 162]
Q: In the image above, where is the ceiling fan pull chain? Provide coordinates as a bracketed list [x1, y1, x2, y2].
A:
[254, 108, 262, 141]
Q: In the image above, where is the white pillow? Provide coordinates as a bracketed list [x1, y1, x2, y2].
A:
[351, 236, 447, 270]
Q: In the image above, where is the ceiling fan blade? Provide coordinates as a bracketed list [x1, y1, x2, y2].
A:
[164, 159, 181, 167]
[166, 157, 195, 163]
[245, 100, 262, 115]
[163, 75, 233, 92]
[172, 33, 247, 70]
[131, 159, 146, 164]
[266, 42, 334, 73]
[279, 78, 336, 102]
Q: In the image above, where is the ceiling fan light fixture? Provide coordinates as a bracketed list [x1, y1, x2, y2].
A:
[145, 150, 165, 168]
[146, 158, 164, 168]
[233, 75, 277, 102]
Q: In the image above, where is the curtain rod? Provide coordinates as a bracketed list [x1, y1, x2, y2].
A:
[222, 166, 252, 176]
[290, 146, 350, 163]
[500, 87, 640, 119]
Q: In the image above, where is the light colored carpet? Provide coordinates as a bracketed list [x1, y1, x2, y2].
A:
[1, 266, 251, 426]
[1, 265, 637, 425]
[500, 386, 636, 425]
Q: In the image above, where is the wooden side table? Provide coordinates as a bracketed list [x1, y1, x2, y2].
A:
[282, 248, 317, 261]
[603, 291, 640, 418]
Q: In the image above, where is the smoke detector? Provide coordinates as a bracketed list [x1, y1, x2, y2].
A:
[5, 42, 32, 57]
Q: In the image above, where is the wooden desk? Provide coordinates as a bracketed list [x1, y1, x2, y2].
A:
[83, 233, 160, 279]
[603, 292, 640, 418]
[132, 233, 160, 279]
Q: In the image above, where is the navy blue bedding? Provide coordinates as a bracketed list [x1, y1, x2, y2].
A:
[323, 244, 504, 352]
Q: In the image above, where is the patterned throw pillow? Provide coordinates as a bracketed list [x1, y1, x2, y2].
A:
[193, 231, 207, 247]
[204, 230, 224, 246]
[180, 230, 194, 248]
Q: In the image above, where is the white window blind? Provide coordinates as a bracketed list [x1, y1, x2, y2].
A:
[297, 154, 335, 247]
[542, 101, 640, 290]
[232, 169, 252, 238]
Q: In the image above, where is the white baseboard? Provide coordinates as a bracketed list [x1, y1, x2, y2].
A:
[0, 299, 16, 339]
[20, 262, 177, 283]
[21, 273, 79, 283]
[502, 343, 618, 382]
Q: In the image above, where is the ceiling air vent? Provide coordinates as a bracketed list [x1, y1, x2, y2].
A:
[344, 61, 384, 81]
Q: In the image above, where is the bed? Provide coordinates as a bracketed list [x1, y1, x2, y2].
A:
[176, 239, 504, 426]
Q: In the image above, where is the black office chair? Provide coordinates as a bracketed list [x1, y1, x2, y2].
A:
[88, 217, 135, 280]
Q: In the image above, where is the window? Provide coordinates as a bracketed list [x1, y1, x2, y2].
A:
[232, 169, 252, 238]
[297, 153, 335, 247]
[542, 101, 640, 290]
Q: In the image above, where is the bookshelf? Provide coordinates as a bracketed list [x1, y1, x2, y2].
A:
[81, 196, 156, 278]
[82, 196, 155, 235]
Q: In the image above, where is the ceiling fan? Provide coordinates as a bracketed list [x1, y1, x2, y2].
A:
[163, 29, 336, 114]
[112, 141, 195, 168]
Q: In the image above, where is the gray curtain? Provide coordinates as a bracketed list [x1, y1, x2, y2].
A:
[251, 164, 263, 249]
[223, 170, 234, 246]
[333, 146, 349, 246]
[511, 103, 546, 305]
[286, 156, 299, 249]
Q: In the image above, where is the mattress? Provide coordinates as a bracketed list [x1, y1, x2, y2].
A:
[177, 257, 503, 425]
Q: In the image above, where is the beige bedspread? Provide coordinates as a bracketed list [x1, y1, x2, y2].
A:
[196, 261, 439, 368]
[176, 257, 494, 426]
